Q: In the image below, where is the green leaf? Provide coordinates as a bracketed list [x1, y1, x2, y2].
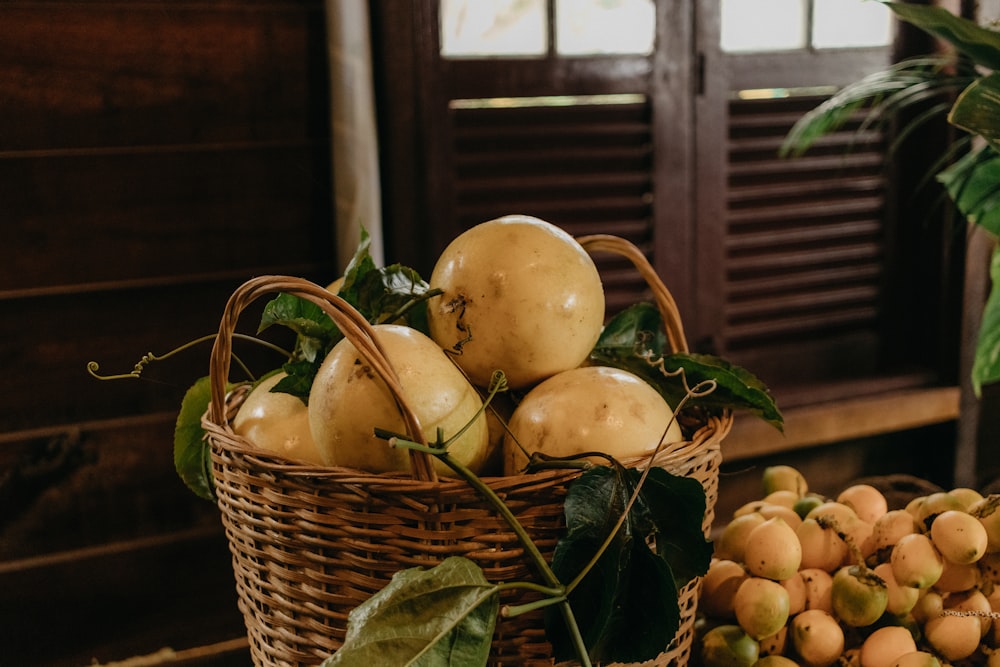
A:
[591, 306, 783, 430]
[883, 2, 1000, 71]
[937, 146, 1000, 237]
[950, 72, 1000, 151]
[546, 465, 710, 664]
[173, 376, 216, 501]
[343, 263, 433, 333]
[973, 245, 1000, 395]
[320, 557, 499, 667]
[258, 292, 339, 362]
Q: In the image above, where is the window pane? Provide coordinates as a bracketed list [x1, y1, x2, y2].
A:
[812, 0, 893, 48]
[440, 0, 547, 57]
[721, 0, 806, 53]
[555, 0, 656, 55]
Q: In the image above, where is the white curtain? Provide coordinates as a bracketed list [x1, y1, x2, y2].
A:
[326, 0, 385, 271]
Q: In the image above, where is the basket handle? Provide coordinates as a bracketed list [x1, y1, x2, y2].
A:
[207, 275, 438, 482]
[576, 234, 689, 354]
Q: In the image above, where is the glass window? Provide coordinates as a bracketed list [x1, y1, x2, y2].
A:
[440, 0, 547, 57]
[721, 0, 807, 53]
[440, 0, 655, 58]
[721, 0, 893, 53]
[812, 0, 893, 48]
[555, 0, 655, 55]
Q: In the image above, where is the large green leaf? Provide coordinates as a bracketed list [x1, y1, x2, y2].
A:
[321, 557, 499, 667]
[973, 246, 1000, 395]
[173, 376, 216, 501]
[883, 2, 1000, 71]
[950, 72, 1000, 152]
[937, 146, 1000, 237]
[546, 465, 711, 664]
[591, 303, 783, 430]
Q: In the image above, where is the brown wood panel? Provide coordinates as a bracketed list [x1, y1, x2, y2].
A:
[2, 145, 333, 293]
[0, 1, 327, 152]
[2, 280, 305, 433]
[2, 527, 247, 667]
[0, 413, 220, 561]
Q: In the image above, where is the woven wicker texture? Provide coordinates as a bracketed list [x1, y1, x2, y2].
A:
[204, 235, 732, 666]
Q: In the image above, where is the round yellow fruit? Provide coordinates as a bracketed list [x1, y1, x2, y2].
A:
[931, 509, 989, 565]
[502, 365, 683, 474]
[837, 484, 889, 525]
[308, 323, 489, 476]
[233, 371, 324, 464]
[859, 626, 917, 667]
[701, 559, 750, 619]
[733, 576, 791, 640]
[701, 624, 760, 667]
[426, 214, 605, 389]
[790, 609, 844, 667]
[743, 517, 802, 581]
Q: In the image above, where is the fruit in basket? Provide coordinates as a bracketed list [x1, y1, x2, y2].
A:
[426, 214, 605, 390]
[501, 365, 684, 474]
[308, 323, 490, 476]
[232, 371, 324, 464]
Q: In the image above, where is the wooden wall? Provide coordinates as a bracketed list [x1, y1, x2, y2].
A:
[1, 1, 333, 664]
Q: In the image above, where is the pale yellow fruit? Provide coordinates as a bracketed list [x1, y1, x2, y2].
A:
[806, 502, 859, 532]
[701, 624, 761, 667]
[838, 484, 889, 525]
[841, 517, 876, 564]
[702, 559, 750, 619]
[426, 214, 604, 389]
[308, 323, 490, 476]
[859, 626, 917, 667]
[831, 564, 888, 627]
[796, 518, 849, 573]
[232, 372, 323, 464]
[794, 495, 826, 519]
[758, 625, 788, 657]
[931, 509, 989, 565]
[743, 517, 803, 581]
[734, 577, 791, 640]
[783, 571, 807, 615]
[800, 567, 834, 613]
[871, 510, 920, 555]
[891, 533, 944, 589]
[762, 465, 809, 496]
[970, 495, 1000, 552]
[790, 609, 845, 667]
[935, 558, 981, 593]
[946, 588, 993, 638]
[924, 612, 982, 661]
[910, 590, 944, 625]
[913, 492, 966, 530]
[501, 365, 683, 474]
[891, 651, 940, 667]
[755, 654, 798, 667]
[717, 512, 767, 563]
[758, 504, 803, 530]
[950, 487, 985, 511]
[873, 562, 919, 617]
[764, 490, 802, 510]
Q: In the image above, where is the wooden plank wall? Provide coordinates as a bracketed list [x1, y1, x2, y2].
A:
[1, 1, 333, 664]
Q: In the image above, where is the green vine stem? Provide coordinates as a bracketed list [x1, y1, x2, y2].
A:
[389, 437, 592, 667]
[87, 333, 291, 383]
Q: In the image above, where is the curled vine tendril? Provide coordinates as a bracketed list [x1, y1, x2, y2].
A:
[638, 348, 719, 400]
[86, 333, 291, 383]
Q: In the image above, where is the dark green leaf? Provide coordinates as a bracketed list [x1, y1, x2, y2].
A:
[343, 263, 433, 333]
[937, 146, 1000, 237]
[594, 302, 669, 358]
[547, 465, 709, 664]
[273, 359, 319, 404]
[320, 557, 499, 667]
[883, 2, 1000, 71]
[173, 376, 216, 501]
[592, 317, 783, 430]
[258, 292, 339, 363]
[973, 246, 1000, 395]
[950, 72, 1000, 152]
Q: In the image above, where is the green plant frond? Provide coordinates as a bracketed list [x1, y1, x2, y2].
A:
[884, 1, 1000, 71]
[780, 56, 965, 158]
[886, 100, 961, 158]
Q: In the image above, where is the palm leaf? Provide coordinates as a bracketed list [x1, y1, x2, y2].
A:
[883, 1, 1000, 70]
[950, 72, 1000, 152]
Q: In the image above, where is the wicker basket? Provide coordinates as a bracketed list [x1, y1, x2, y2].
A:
[203, 234, 733, 667]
